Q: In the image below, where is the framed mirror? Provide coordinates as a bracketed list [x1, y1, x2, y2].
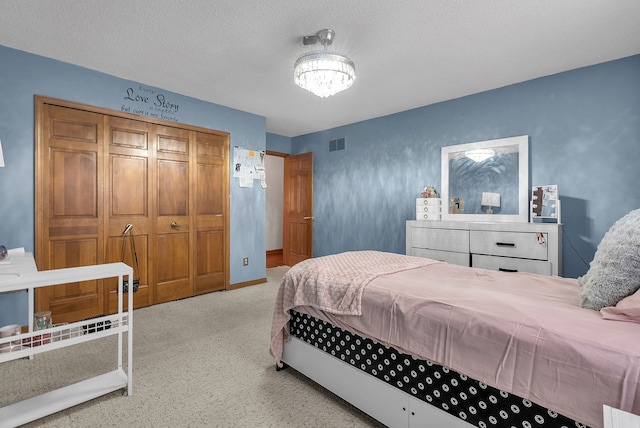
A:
[441, 135, 529, 222]
[531, 185, 560, 222]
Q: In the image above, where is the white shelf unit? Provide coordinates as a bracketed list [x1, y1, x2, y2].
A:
[0, 257, 133, 428]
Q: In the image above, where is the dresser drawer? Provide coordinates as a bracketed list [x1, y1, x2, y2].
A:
[406, 220, 561, 276]
[472, 254, 552, 275]
[416, 212, 442, 221]
[416, 198, 442, 208]
[411, 228, 469, 253]
[410, 248, 470, 267]
[470, 231, 548, 260]
[416, 204, 441, 214]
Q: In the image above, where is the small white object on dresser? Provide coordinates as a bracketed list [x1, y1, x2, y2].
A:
[416, 198, 442, 221]
[406, 220, 562, 276]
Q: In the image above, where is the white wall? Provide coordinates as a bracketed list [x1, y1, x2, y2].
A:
[266, 155, 284, 250]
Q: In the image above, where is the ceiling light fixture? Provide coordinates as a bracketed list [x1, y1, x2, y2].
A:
[465, 149, 495, 162]
[294, 29, 356, 98]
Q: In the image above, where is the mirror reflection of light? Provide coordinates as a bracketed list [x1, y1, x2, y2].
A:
[465, 149, 494, 162]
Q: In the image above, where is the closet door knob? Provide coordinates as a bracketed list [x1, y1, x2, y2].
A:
[170, 221, 180, 228]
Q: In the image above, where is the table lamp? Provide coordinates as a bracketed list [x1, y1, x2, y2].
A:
[481, 192, 500, 214]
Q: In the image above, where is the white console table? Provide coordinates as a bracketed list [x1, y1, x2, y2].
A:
[406, 220, 562, 276]
[0, 251, 38, 337]
[0, 253, 133, 428]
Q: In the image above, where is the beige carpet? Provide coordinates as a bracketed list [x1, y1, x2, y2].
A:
[1, 266, 383, 427]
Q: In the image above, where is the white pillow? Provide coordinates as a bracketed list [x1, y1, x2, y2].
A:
[579, 209, 640, 310]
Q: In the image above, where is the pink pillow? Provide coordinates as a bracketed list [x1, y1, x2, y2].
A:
[600, 289, 640, 322]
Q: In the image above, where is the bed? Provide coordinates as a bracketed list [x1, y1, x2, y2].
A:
[270, 212, 640, 428]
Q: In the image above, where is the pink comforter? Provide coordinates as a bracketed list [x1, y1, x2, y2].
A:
[270, 251, 438, 362]
[269, 251, 640, 428]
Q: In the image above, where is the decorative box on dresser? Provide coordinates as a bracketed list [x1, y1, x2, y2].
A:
[416, 198, 442, 221]
[406, 220, 562, 276]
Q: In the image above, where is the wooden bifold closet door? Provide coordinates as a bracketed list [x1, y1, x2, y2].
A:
[35, 96, 229, 323]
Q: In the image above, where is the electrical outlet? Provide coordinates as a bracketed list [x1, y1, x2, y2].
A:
[243, 257, 249, 266]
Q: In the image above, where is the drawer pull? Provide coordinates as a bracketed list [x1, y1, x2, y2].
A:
[496, 242, 515, 247]
[499, 267, 518, 273]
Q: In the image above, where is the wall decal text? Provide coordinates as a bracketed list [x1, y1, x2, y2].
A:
[121, 85, 180, 122]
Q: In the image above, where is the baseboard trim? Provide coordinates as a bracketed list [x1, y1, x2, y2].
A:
[228, 277, 266, 290]
[266, 249, 283, 268]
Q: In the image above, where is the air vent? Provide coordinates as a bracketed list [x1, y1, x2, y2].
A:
[329, 138, 346, 152]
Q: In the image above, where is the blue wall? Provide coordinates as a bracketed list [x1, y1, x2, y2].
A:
[291, 55, 640, 279]
[266, 133, 291, 154]
[0, 45, 266, 326]
[2, 44, 638, 326]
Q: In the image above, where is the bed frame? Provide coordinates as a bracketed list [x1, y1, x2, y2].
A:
[281, 335, 471, 428]
[280, 309, 589, 428]
[271, 251, 613, 427]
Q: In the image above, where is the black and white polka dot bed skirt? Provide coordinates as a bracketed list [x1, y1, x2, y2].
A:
[290, 310, 588, 428]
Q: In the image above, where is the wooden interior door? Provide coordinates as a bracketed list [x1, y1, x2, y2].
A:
[193, 131, 228, 295]
[35, 104, 105, 323]
[283, 152, 314, 266]
[104, 116, 153, 312]
[154, 125, 192, 304]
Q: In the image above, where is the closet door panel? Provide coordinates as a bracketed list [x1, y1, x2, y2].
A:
[157, 125, 189, 154]
[157, 160, 188, 215]
[106, 234, 149, 311]
[36, 104, 104, 323]
[193, 132, 227, 295]
[106, 157, 152, 310]
[155, 232, 191, 302]
[110, 156, 147, 215]
[40, 239, 102, 324]
[196, 163, 223, 214]
[110, 124, 149, 150]
[155, 126, 192, 303]
[104, 116, 153, 312]
[51, 150, 98, 217]
[195, 228, 224, 294]
[36, 97, 230, 321]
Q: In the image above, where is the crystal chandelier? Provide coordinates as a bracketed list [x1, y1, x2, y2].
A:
[465, 149, 495, 162]
[294, 29, 356, 98]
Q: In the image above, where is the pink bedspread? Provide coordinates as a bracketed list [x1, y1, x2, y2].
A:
[270, 251, 438, 362]
[269, 251, 640, 428]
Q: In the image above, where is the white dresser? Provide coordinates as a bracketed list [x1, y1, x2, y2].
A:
[406, 220, 562, 276]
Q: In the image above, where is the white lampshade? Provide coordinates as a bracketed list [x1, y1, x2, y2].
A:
[481, 192, 500, 214]
[0, 139, 4, 167]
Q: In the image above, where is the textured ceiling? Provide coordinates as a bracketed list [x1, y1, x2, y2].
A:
[1, 0, 639, 137]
